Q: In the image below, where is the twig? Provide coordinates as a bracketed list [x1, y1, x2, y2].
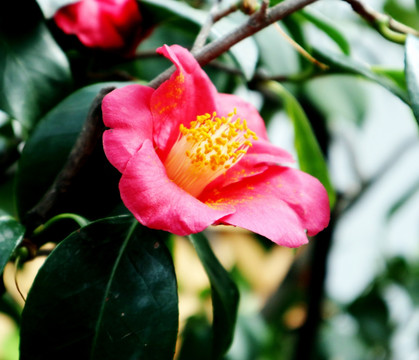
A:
[23, 87, 115, 234]
[343, 0, 419, 41]
[192, 1, 242, 52]
[148, 0, 320, 89]
[273, 22, 328, 70]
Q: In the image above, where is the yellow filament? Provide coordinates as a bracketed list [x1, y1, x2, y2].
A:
[164, 109, 258, 197]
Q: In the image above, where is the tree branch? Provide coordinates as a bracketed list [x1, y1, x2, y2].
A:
[192, 0, 242, 52]
[343, 0, 419, 41]
[24, 87, 115, 234]
[148, 0, 319, 89]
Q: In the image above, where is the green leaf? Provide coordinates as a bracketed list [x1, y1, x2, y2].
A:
[0, 216, 25, 275]
[405, 34, 419, 127]
[35, 0, 79, 18]
[267, 81, 336, 208]
[0, 7, 71, 130]
[190, 232, 239, 359]
[20, 216, 178, 360]
[371, 66, 407, 91]
[315, 48, 409, 104]
[304, 76, 368, 126]
[141, 0, 259, 79]
[16, 82, 128, 220]
[300, 9, 351, 55]
[177, 316, 212, 360]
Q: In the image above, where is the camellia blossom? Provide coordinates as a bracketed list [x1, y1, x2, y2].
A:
[102, 45, 330, 247]
[54, 0, 144, 55]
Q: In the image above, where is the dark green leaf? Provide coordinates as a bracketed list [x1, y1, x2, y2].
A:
[141, 0, 258, 79]
[190, 232, 239, 359]
[20, 216, 178, 360]
[0, 216, 25, 274]
[405, 34, 419, 126]
[267, 82, 336, 208]
[177, 316, 212, 360]
[0, 11, 71, 130]
[300, 9, 351, 55]
[315, 48, 409, 104]
[16, 82, 128, 220]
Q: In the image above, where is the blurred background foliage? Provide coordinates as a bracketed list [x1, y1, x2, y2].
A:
[1, 0, 419, 359]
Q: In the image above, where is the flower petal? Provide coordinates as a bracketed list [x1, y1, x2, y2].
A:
[102, 84, 154, 173]
[54, 0, 142, 51]
[119, 139, 234, 235]
[151, 45, 218, 156]
[201, 166, 330, 247]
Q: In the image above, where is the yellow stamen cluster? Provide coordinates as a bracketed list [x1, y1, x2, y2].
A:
[164, 109, 258, 197]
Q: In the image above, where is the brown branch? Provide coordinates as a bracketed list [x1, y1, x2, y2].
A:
[192, 0, 242, 52]
[148, 0, 320, 89]
[343, 0, 419, 37]
[23, 87, 115, 234]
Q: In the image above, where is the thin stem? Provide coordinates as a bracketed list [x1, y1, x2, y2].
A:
[273, 22, 328, 70]
[342, 0, 419, 42]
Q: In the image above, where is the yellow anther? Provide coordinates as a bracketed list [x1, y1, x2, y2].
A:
[164, 108, 258, 197]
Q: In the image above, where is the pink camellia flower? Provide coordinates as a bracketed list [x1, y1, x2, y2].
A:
[102, 45, 330, 247]
[54, 0, 144, 55]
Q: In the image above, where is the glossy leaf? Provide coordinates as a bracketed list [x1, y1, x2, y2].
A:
[0, 216, 25, 274]
[267, 81, 336, 208]
[315, 48, 409, 104]
[16, 82, 128, 220]
[190, 232, 239, 359]
[405, 34, 419, 126]
[0, 5, 71, 130]
[20, 216, 178, 360]
[141, 0, 258, 79]
[300, 9, 350, 55]
[36, 0, 79, 18]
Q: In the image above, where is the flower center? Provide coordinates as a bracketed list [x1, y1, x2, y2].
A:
[164, 109, 258, 197]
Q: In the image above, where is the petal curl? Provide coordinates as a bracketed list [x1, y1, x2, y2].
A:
[119, 139, 234, 235]
[102, 84, 154, 173]
[200, 166, 330, 247]
[151, 45, 218, 156]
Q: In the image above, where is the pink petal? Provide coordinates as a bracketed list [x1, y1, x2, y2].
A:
[200, 166, 330, 247]
[203, 140, 294, 191]
[119, 139, 234, 235]
[151, 45, 218, 157]
[102, 84, 154, 173]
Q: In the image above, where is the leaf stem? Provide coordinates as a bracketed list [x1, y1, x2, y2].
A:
[33, 213, 89, 236]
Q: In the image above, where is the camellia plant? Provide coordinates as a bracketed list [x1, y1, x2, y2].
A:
[1, 0, 419, 359]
